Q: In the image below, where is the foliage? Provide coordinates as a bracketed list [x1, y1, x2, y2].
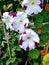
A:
[0, 0, 49, 65]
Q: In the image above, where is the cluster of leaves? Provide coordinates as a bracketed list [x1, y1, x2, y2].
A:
[34, 10, 49, 46]
[0, 0, 49, 65]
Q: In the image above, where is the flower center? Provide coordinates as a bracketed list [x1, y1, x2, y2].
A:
[27, 36, 30, 39]
[6, 17, 10, 22]
[30, 1, 35, 5]
[18, 19, 22, 22]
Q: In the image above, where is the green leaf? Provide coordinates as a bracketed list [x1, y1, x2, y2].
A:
[29, 62, 33, 65]
[17, 58, 22, 62]
[42, 24, 49, 33]
[44, 15, 49, 22]
[28, 49, 40, 59]
[16, 46, 21, 51]
[33, 62, 39, 65]
[34, 14, 42, 19]
[39, 41, 45, 47]
[11, 46, 17, 52]
[6, 57, 16, 65]
[0, 61, 3, 65]
[40, 33, 49, 42]
[34, 17, 43, 28]
[12, 60, 18, 65]
[12, 51, 16, 57]
[42, 10, 49, 22]
[1, 52, 8, 59]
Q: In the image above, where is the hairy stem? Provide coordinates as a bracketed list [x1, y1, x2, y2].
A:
[2, 22, 11, 58]
[45, 39, 49, 53]
[0, 10, 11, 58]
[25, 60, 27, 65]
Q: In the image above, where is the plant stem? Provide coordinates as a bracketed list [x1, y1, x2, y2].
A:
[3, 22, 11, 58]
[0, 10, 11, 58]
[28, 22, 49, 29]
[25, 60, 27, 65]
[43, 38, 49, 54]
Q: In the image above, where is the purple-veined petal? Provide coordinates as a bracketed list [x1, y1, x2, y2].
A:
[26, 46, 30, 50]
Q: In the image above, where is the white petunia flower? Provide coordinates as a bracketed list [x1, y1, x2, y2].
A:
[13, 11, 29, 33]
[22, 0, 42, 16]
[19, 29, 40, 51]
[2, 12, 14, 30]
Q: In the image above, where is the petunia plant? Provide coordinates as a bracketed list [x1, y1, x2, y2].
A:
[22, 0, 42, 15]
[0, 0, 49, 65]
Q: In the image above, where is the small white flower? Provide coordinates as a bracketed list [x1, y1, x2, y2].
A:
[22, 0, 42, 16]
[19, 29, 40, 51]
[2, 12, 14, 30]
[13, 11, 29, 33]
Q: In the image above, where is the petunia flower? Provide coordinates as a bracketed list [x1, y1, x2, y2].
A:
[19, 29, 40, 51]
[22, 0, 42, 16]
[9, 11, 17, 17]
[2, 12, 14, 30]
[39, 0, 43, 8]
[13, 11, 29, 33]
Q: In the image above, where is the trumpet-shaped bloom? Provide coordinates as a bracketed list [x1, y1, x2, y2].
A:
[2, 12, 14, 30]
[13, 11, 29, 33]
[19, 29, 40, 51]
[22, 0, 42, 16]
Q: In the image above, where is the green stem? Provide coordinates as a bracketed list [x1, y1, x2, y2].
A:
[25, 60, 27, 65]
[3, 21, 11, 58]
[0, 10, 11, 58]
